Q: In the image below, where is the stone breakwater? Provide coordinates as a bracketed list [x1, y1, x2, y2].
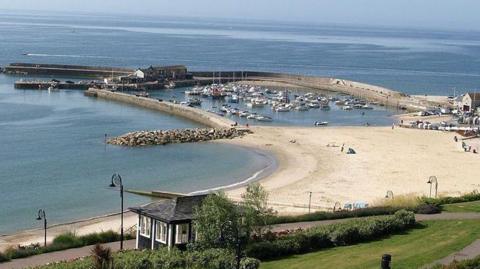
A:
[107, 128, 251, 147]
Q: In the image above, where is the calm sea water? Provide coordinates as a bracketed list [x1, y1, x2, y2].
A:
[1, 11, 480, 234]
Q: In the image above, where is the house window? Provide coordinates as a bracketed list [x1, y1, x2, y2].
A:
[175, 223, 189, 244]
[139, 215, 151, 237]
[155, 221, 167, 243]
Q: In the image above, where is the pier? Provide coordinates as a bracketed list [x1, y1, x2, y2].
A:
[3, 63, 134, 77]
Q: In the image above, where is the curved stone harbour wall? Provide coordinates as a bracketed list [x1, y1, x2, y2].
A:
[192, 71, 437, 111]
[108, 128, 250, 147]
[85, 88, 235, 128]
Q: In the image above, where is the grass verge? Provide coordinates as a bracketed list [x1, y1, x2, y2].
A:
[260, 220, 480, 269]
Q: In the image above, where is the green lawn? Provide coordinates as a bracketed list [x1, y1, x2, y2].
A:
[442, 201, 480, 213]
[260, 220, 480, 269]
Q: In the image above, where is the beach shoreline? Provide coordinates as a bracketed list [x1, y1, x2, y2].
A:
[0, 142, 278, 251]
[2, 125, 479, 251]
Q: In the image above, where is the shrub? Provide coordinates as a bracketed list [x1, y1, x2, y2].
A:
[91, 244, 112, 269]
[246, 210, 416, 260]
[1, 230, 130, 262]
[267, 206, 405, 225]
[240, 257, 260, 269]
[416, 203, 441, 214]
[421, 191, 480, 207]
[0, 251, 10, 263]
[52, 232, 82, 248]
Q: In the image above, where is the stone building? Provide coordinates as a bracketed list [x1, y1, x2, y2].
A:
[140, 65, 188, 81]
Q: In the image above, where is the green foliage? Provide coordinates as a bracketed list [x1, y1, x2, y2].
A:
[416, 203, 442, 214]
[33, 247, 253, 269]
[246, 210, 416, 260]
[240, 257, 261, 269]
[261, 220, 480, 269]
[267, 206, 404, 225]
[0, 251, 9, 263]
[193, 192, 241, 249]
[431, 255, 480, 269]
[422, 191, 480, 207]
[91, 244, 113, 269]
[0, 230, 133, 262]
[241, 183, 276, 238]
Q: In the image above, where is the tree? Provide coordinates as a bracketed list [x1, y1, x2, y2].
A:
[241, 183, 275, 238]
[193, 192, 240, 249]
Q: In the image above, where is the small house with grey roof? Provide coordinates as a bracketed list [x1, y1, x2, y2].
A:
[129, 194, 208, 250]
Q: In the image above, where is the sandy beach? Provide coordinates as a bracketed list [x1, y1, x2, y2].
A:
[3, 125, 478, 251]
[225, 126, 479, 212]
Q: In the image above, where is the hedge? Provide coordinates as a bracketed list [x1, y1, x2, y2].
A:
[246, 210, 416, 260]
[0, 230, 135, 262]
[267, 206, 407, 225]
[422, 191, 480, 207]
[32, 248, 261, 269]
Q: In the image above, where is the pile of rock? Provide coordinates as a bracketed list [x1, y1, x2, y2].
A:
[107, 128, 250, 147]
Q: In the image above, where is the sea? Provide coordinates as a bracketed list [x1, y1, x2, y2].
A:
[1, 10, 480, 234]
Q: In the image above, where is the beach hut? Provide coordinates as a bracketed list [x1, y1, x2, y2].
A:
[129, 194, 208, 250]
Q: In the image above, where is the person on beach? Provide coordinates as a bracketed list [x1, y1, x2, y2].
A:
[341, 143, 345, 152]
[454, 136, 458, 142]
[392, 123, 395, 130]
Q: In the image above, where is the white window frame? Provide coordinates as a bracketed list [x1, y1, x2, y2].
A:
[155, 220, 168, 244]
[139, 215, 151, 237]
[175, 223, 189, 244]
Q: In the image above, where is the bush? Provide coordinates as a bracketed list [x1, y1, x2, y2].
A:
[0, 251, 10, 263]
[52, 232, 82, 248]
[416, 203, 441, 214]
[32, 247, 248, 269]
[267, 206, 405, 225]
[240, 257, 260, 269]
[421, 191, 480, 207]
[1, 230, 130, 262]
[246, 210, 416, 260]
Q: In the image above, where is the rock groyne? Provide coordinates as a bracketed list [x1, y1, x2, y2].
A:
[107, 128, 250, 147]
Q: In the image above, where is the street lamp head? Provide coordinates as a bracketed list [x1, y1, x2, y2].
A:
[109, 181, 116, 188]
[37, 209, 45, 220]
[110, 173, 123, 187]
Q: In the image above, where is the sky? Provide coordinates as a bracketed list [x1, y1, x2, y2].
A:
[2, 0, 480, 31]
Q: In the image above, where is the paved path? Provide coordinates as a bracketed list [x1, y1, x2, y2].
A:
[435, 240, 480, 265]
[0, 240, 135, 269]
[2, 213, 480, 269]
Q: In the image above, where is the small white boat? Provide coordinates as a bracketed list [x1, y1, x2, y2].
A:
[246, 113, 258, 120]
[295, 105, 309, 111]
[314, 121, 329, 126]
[256, 115, 273, 122]
[275, 106, 290, 112]
[239, 111, 249, 117]
[342, 105, 353, 111]
[361, 104, 374, 110]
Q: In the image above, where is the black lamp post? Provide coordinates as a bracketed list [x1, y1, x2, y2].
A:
[385, 190, 394, 200]
[36, 209, 47, 247]
[427, 176, 438, 198]
[109, 173, 124, 250]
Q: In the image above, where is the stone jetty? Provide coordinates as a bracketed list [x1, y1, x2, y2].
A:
[107, 128, 250, 147]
